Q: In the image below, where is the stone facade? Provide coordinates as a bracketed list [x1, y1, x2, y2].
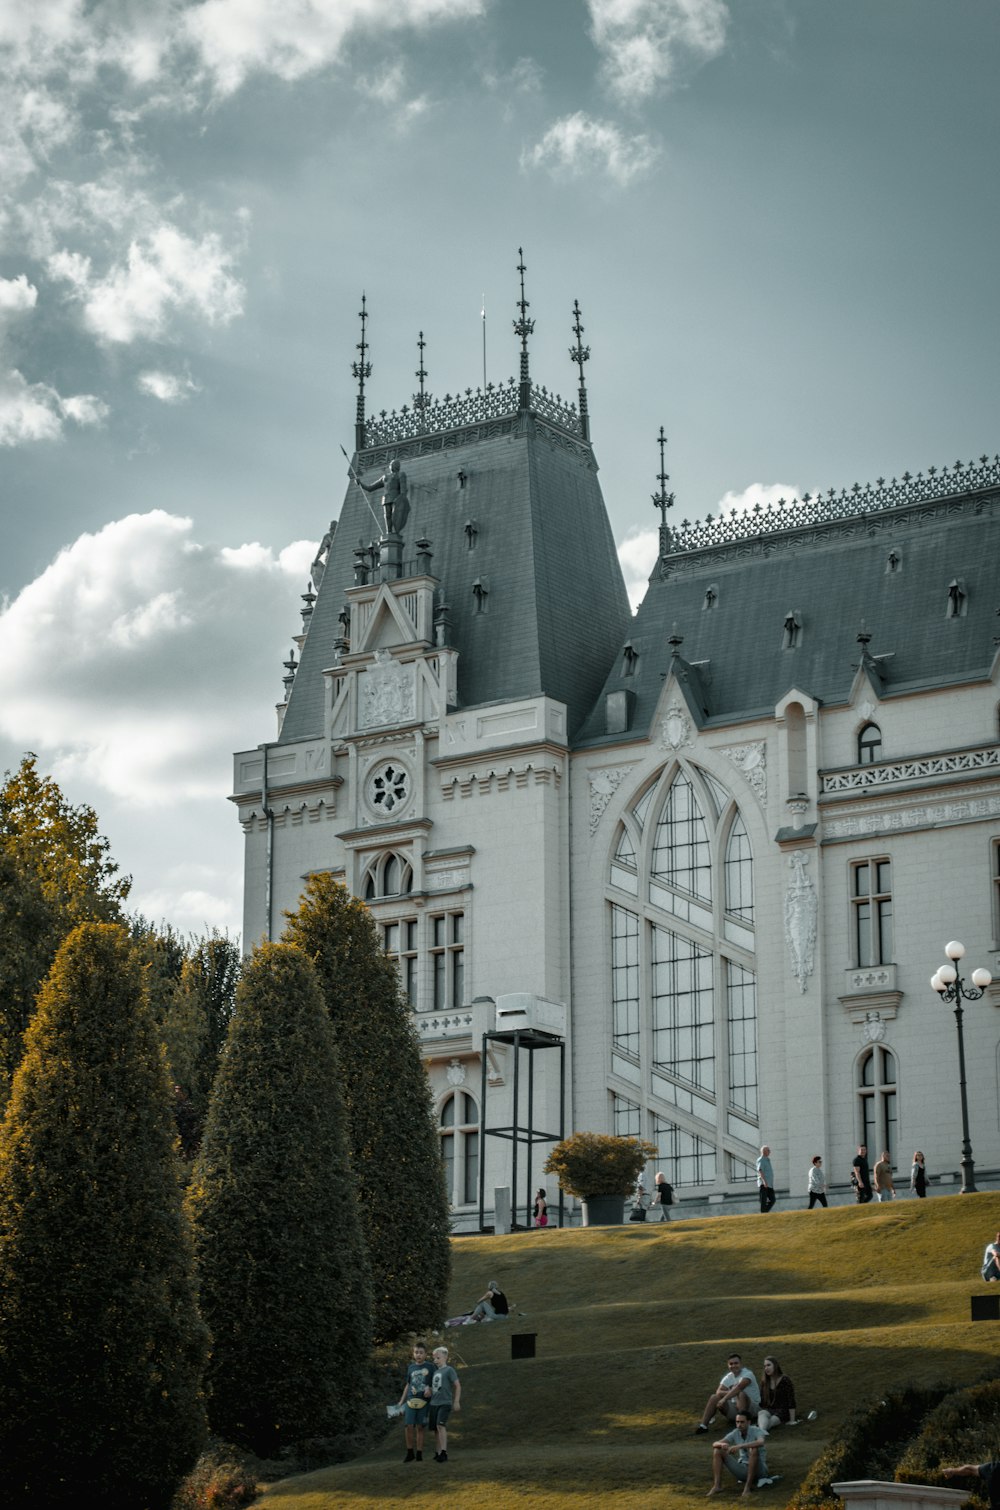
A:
[232, 323, 1000, 1229]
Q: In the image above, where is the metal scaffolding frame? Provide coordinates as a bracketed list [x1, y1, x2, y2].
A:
[477, 1026, 566, 1232]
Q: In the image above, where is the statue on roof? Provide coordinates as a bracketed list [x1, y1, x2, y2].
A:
[310, 519, 337, 589]
[359, 457, 410, 535]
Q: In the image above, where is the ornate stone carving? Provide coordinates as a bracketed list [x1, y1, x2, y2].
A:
[446, 1058, 466, 1086]
[784, 851, 817, 994]
[724, 742, 767, 802]
[358, 650, 414, 729]
[365, 760, 411, 818]
[821, 745, 1000, 795]
[660, 701, 693, 751]
[588, 766, 634, 835]
[823, 791, 1000, 839]
[861, 1012, 886, 1044]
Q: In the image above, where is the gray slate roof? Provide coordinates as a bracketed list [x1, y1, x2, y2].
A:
[576, 485, 1000, 747]
[278, 411, 631, 743]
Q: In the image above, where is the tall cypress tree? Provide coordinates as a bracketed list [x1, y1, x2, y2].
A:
[283, 875, 451, 1342]
[0, 923, 207, 1509]
[187, 941, 373, 1456]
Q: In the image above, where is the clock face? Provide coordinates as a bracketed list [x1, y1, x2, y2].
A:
[366, 760, 410, 817]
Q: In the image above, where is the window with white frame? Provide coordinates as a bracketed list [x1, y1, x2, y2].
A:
[440, 1091, 479, 1206]
[852, 858, 893, 966]
[858, 722, 882, 765]
[858, 1045, 897, 1165]
[430, 910, 464, 1011]
[607, 761, 758, 1191]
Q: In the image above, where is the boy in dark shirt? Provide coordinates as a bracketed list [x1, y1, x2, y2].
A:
[398, 1341, 432, 1462]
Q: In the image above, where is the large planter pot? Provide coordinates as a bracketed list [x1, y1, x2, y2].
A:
[581, 1194, 626, 1227]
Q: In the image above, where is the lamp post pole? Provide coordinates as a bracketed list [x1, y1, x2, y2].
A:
[930, 940, 993, 1194]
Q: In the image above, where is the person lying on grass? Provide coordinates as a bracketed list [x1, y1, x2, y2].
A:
[708, 1410, 772, 1498]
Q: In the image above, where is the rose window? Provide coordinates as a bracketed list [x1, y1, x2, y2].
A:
[367, 762, 410, 815]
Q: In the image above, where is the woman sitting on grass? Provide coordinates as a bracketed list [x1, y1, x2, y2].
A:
[757, 1357, 797, 1432]
[470, 1280, 509, 1321]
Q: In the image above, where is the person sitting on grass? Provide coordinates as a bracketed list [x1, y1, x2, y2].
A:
[695, 1351, 760, 1433]
[470, 1279, 509, 1321]
[942, 1458, 1000, 1507]
[707, 1409, 773, 1498]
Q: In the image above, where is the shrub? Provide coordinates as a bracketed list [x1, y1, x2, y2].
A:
[283, 876, 450, 1342]
[187, 941, 373, 1456]
[544, 1131, 658, 1199]
[895, 1374, 1000, 1499]
[786, 1382, 952, 1510]
[172, 1443, 258, 1510]
[0, 923, 207, 1509]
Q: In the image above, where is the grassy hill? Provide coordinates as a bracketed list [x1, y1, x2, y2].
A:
[259, 1190, 1000, 1508]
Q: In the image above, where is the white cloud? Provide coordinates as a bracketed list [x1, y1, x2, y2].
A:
[617, 526, 659, 610]
[521, 112, 660, 185]
[0, 272, 38, 313]
[183, 0, 486, 96]
[49, 224, 245, 344]
[587, 0, 729, 104]
[0, 510, 316, 807]
[137, 369, 200, 402]
[0, 367, 107, 445]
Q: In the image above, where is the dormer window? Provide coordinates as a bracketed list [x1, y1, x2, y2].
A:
[858, 722, 882, 765]
[703, 584, 718, 612]
[947, 578, 967, 619]
[622, 640, 639, 677]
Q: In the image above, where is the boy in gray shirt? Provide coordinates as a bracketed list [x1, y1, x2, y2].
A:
[429, 1345, 462, 1463]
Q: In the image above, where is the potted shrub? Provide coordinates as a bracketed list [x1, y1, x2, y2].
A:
[544, 1132, 658, 1226]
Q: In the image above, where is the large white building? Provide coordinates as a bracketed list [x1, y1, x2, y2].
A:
[232, 284, 1000, 1227]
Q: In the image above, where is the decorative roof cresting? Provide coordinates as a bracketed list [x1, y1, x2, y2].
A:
[665, 454, 1000, 557]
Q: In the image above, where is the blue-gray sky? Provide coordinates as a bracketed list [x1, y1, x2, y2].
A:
[1, 0, 997, 934]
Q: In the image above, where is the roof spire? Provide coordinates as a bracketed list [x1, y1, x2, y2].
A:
[652, 425, 675, 554]
[570, 299, 591, 442]
[413, 329, 431, 416]
[352, 292, 372, 451]
[513, 246, 534, 412]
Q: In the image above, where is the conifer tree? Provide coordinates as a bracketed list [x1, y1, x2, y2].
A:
[0, 923, 207, 1509]
[284, 875, 451, 1342]
[187, 941, 373, 1455]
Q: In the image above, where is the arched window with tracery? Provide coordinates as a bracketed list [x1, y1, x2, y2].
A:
[439, 1090, 479, 1207]
[363, 850, 413, 900]
[608, 762, 758, 1194]
[858, 722, 882, 765]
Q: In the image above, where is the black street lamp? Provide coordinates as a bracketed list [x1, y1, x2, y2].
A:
[930, 940, 993, 1194]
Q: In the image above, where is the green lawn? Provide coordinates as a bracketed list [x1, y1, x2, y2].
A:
[259, 1191, 1000, 1508]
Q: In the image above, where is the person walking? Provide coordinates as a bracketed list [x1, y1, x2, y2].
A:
[851, 1144, 873, 1203]
[756, 1145, 776, 1213]
[651, 1170, 674, 1221]
[873, 1150, 896, 1202]
[910, 1151, 927, 1198]
[981, 1231, 1000, 1282]
[807, 1155, 828, 1209]
[533, 1188, 548, 1227]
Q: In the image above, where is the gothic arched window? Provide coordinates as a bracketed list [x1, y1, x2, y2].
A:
[362, 850, 413, 900]
[607, 762, 757, 1194]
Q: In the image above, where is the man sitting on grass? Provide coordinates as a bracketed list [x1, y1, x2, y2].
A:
[708, 1409, 774, 1497]
[695, 1352, 761, 1433]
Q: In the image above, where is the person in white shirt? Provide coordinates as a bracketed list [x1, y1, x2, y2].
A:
[694, 1352, 761, 1433]
[807, 1155, 828, 1209]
